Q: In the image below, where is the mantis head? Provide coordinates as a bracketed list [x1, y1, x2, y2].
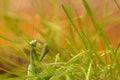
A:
[30, 40, 37, 47]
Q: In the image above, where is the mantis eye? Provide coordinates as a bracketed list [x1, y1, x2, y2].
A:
[30, 40, 37, 47]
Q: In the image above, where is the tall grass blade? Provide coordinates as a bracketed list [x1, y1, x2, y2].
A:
[82, 0, 108, 49]
[114, 0, 120, 9]
[62, 4, 88, 50]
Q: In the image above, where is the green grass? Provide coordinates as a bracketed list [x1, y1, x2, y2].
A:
[0, 0, 120, 80]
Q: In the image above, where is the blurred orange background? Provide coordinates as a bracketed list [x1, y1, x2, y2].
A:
[0, 0, 120, 49]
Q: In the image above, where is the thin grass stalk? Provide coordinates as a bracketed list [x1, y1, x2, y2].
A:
[114, 0, 120, 9]
[62, 4, 88, 50]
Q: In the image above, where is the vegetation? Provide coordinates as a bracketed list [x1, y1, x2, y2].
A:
[0, 0, 120, 80]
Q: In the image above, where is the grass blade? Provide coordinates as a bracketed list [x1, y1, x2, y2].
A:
[62, 4, 88, 50]
[114, 0, 120, 9]
[86, 60, 92, 80]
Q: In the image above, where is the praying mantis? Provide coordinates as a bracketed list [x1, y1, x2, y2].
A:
[27, 40, 49, 76]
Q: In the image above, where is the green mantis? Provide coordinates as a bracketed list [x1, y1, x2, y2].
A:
[27, 40, 48, 76]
